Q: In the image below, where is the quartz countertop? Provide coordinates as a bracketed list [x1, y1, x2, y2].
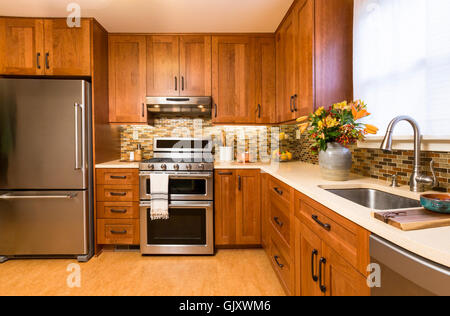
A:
[96, 159, 450, 267]
[216, 161, 450, 268]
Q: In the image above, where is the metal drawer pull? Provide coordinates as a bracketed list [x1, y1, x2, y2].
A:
[273, 187, 283, 196]
[110, 209, 127, 214]
[37, 53, 41, 69]
[311, 249, 318, 282]
[218, 172, 232, 176]
[45, 52, 50, 69]
[312, 215, 331, 231]
[319, 257, 327, 293]
[274, 256, 284, 269]
[273, 217, 284, 228]
[110, 230, 127, 235]
[110, 175, 127, 179]
[110, 192, 127, 197]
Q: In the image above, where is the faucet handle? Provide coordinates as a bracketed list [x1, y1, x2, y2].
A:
[430, 160, 439, 188]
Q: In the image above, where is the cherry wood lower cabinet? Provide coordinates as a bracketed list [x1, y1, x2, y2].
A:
[96, 168, 140, 246]
[215, 169, 261, 247]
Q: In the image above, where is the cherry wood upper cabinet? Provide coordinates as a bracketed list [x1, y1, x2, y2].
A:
[0, 18, 44, 75]
[254, 37, 276, 124]
[276, 0, 353, 123]
[109, 35, 147, 123]
[212, 36, 256, 124]
[146, 35, 180, 97]
[236, 170, 261, 245]
[179, 35, 212, 96]
[215, 170, 237, 246]
[43, 19, 91, 76]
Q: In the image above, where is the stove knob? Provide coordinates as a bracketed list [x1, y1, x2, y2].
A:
[148, 164, 154, 170]
[161, 164, 167, 171]
[198, 164, 204, 170]
[174, 164, 180, 171]
[186, 164, 192, 170]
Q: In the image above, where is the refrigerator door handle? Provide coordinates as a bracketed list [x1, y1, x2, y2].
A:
[0, 193, 77, 200]
[74, 103, 82, 170]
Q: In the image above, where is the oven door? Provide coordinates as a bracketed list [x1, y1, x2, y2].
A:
[140, 172, 213, 201]
[139, 201, 214, 255]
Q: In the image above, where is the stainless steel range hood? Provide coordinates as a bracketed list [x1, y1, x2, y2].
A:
[146, 97, 212, 117]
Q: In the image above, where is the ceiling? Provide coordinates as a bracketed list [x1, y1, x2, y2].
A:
[0, 0, 294, 33]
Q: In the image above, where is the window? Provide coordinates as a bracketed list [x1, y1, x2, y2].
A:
[353, 0, 450, 137]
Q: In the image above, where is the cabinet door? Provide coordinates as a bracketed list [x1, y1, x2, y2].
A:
[295, 0, 315, 116]
[43, 19, 91, 76]
[146, 35, 180, 97]
[261, 173, 270, 250]
[322, 244, 370, 297]
[297, 222, 325, 296]
[179, 35, 211, 96]
[109, 35, 147, 123]
[276, 13, 297, 123]
[212, 36, 256, 124]
[214, 170, 237, 246]
[0, 18, 44, 75]
[236, 170, 261, 245]
[254, 37, 276, 124]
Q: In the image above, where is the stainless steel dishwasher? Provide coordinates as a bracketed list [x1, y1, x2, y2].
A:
[370, 235, 450, 296]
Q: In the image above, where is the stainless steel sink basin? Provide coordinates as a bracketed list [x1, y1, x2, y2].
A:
[325, 188, 421, 210]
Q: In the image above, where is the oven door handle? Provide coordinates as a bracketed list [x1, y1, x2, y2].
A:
[140, 203, 213, 208]
[169, 174, 212, 179]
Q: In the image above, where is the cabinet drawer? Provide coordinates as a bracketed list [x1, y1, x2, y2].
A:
[97, 219, 139, 245]
[269, 231, 293, 295]
[295, 191, 370, 275]
[268, 176, 291, 207]
[97, 202, 139, 219]
[96, 185, 139, 202]
[96, 169, 139, 185]
[269, 197, 291, 246]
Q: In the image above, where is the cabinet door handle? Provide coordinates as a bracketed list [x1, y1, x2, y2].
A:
[319, 257, 327, 293]
[182, 76, 185, 91]
[110, 230, 127, 235]
[142, 103, 145, 117]
[37, 53, 41, 69]
[214, 104, 218, 118]
[257, 104, 261, 118]
[45, 52, 50, 69]
[312, 215, 331, 231]
[273, 217, 284, 228]
[175, 77, 178, 91]
[110, 175, 127, 180]
[290, 96, 294, 112]
[311, 249, 319, 282]
[293, 94, 298, 112]
[274, 256, 284, 269]
[110, 192, 127, 197]
[273, 187, 283, 196]
[110, 209, 127, 214]
[238, 175, 241, 191]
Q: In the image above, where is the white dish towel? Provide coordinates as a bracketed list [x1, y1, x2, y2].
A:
[150, 174, 169, 220]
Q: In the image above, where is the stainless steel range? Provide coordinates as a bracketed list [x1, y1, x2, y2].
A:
[139, 138, 214, 255]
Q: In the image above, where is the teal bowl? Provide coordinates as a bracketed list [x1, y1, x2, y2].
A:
[420, 194, 450, 214]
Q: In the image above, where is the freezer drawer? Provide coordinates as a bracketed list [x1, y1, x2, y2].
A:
[0, 191, 88, 256]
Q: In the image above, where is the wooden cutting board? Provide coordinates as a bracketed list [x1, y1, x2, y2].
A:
[372, 208, 450, 231]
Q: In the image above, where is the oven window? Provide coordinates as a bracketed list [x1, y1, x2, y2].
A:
[169, 179, 206, 195]
[156, 139, 209, 149]
[146, 208, 206, 245]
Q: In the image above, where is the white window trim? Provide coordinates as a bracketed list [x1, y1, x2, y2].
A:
[358, 136, 450, 152]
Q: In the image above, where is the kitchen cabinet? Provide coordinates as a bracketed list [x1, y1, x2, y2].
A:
[108, 35, 147, 123]
[146, 35, 211, 97]
[275, 0, 353, 122]
[0, 17, 91, 76]
[96, 169, 140, 246]
[214, 169, 261, 246]
[212, 36, 275, 125]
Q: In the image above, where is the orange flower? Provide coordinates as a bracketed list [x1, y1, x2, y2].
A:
[365, 124, 379, 135]
[352, 105, 371, 120]
[298, 123, 309, 134]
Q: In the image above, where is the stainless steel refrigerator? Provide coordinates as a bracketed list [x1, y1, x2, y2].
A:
[0, 78, 94, 263]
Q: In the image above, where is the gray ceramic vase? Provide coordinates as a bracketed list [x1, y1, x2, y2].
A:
[318, 142, 352, 181]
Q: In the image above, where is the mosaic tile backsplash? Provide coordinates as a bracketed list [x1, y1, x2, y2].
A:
[120, 118, 449, 192]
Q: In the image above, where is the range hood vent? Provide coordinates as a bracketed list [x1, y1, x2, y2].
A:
[146, 97, 212, 118]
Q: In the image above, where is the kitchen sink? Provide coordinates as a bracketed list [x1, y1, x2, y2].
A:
[325, 188, 421, 210]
